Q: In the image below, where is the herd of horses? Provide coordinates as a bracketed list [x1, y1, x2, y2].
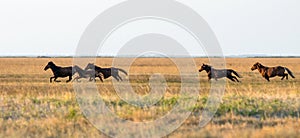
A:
[44, 61, 295, 83]
[44, 61, 127, 83]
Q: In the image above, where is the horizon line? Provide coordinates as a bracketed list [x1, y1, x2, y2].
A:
[1, 55, 300, 58]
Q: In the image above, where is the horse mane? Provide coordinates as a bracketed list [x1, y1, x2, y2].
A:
[256, 62, 266, 68]
[203, 64, 213, 72]
[48, 61, 60, 70]
[49, 61, 55, 65]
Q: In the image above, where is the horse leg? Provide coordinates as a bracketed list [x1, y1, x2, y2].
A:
[92, 76, 96, 82]
[112, 75, 120, 81]
[208, 76, 211, 82]
[50, 76, 55, 83]
[281, 76, 284, 80]
[227, 76, 236, 82]
[229, 76, 239, 82]
[92, 75, 98, 82]
[54, 77, 61, 82]
[279, 74, 288, 80]
[66, 76, 72, 83]
[117, 75, 123, 81]
[73, 76, 79, 82]
[98, 76, 103, 82]
[89, 76, 94, 82]
[232, 76, 240, 82]
[265, 76, 270, 82]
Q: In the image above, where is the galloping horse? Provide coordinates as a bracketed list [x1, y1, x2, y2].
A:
[85, 63, 128, 82]
[44, 61, 76, 83]
[72, 65, 99, 82]
[199, 64, 242, 82]
[251, 62, 295, 81]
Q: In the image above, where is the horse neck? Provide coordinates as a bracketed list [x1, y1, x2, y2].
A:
[49, 64, 59, 72]
[75, 66, 86, 76]
[258, 65, 266, 73]
[75, 66, 82, 72]
[205, 67, 212, 73]
[77, 66, 87, 72]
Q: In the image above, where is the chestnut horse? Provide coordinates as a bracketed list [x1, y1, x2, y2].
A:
[251, 62, 295, 81]
[199, 64, 242, 82]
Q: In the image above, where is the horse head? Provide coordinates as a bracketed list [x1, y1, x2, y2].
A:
[251, 62, 262, 71]
[44, 61, 55, 71]
[85, 63, 95, 70]
[199, 64, 211, 72]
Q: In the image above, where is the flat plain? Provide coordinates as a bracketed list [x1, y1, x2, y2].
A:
[0, 58, 300, 137]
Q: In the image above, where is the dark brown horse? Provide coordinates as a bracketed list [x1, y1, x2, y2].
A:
[44, 61, 76, 83]
[85, 63, 128, 82]
[251, 62, 295, 81]
[199, 64, 242, 82]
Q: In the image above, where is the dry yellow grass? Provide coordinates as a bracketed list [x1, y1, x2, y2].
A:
[0, 58, 299, 137]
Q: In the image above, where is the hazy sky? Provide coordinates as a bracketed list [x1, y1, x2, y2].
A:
[0, 0, 299, 56]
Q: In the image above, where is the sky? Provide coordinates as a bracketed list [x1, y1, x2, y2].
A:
[0, 0, 299, 56]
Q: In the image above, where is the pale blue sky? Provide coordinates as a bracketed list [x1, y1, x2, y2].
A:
[0, 0, 299, 56]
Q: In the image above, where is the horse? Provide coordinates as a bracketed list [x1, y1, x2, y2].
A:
[251, 62, 295, 81]
[72, 65, 100, 82]
[199, 64, 242, 82]
[84, 63, 128, 82]
[44, 61, 76, 83]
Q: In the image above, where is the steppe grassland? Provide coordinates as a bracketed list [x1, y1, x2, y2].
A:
[0, 58, 299, 137]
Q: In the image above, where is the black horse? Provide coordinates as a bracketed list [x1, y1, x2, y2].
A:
[85, 63, 128, 82]
[44, 61, 76, 83]
[251, 62, 295, 81]
[73, 65, 100, 82]
[199, 64, 242, 82]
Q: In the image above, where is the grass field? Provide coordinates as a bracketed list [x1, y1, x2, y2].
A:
[0, 58, 300, 137]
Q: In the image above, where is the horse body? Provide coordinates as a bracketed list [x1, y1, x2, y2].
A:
[73, 65, 99, 82]
[85, 63, 127, 82]
[251, 62, 295, 81]
[199, 64, 241, 82]
[44, 61, 75, 83]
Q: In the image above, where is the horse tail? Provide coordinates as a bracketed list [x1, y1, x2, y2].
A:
[118, 68, 128, 76]
[231, 70, 242, 78]
[285, 67, 295, 78]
